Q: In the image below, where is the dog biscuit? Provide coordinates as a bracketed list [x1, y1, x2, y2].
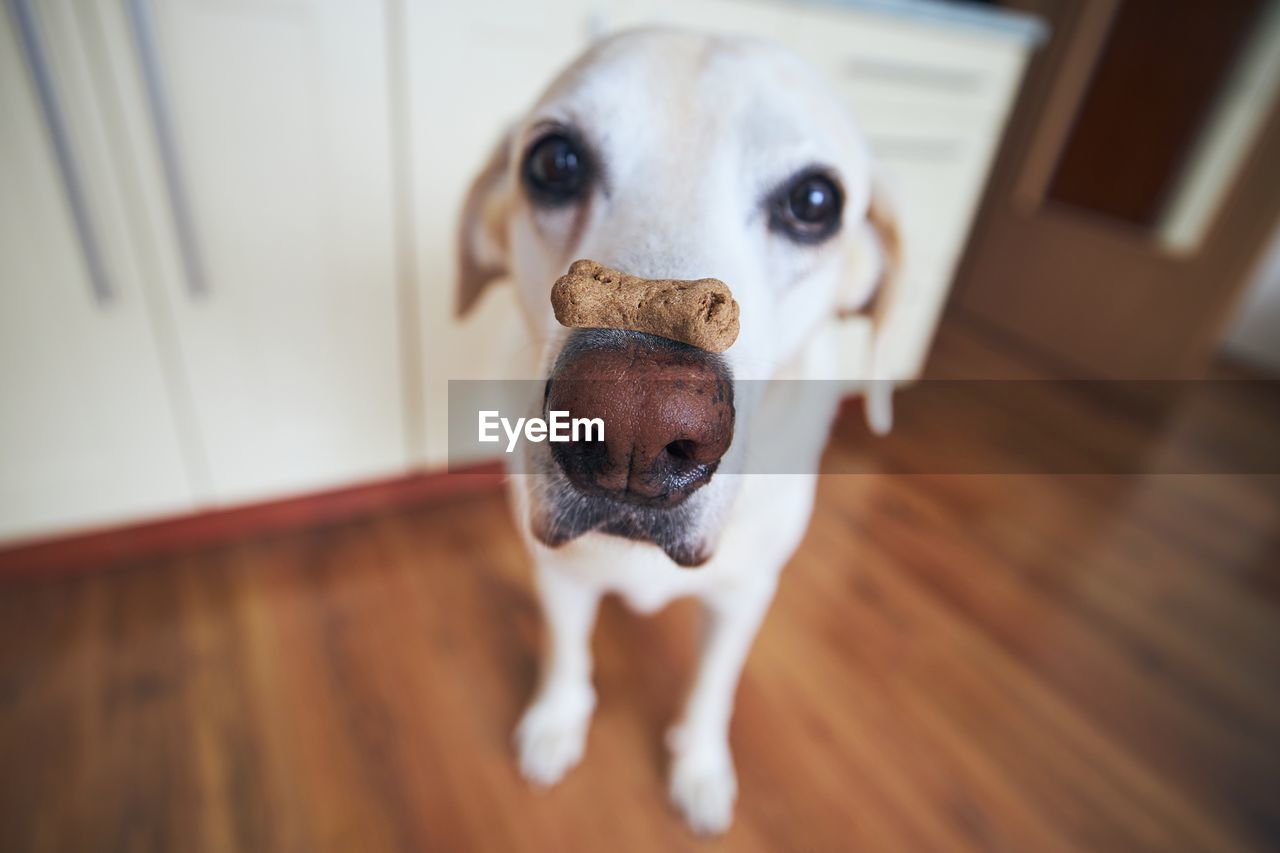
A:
[550, 260, 740, 353]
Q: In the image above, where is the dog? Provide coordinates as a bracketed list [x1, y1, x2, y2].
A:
[455, 28, 901, 834]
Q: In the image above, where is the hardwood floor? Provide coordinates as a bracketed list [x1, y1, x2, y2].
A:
[2, 319, 1278, 852]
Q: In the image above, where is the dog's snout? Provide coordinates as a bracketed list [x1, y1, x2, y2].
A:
[546, 330, 734, 508]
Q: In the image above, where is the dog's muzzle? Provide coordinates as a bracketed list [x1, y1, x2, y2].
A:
[545, 328, 734, 509]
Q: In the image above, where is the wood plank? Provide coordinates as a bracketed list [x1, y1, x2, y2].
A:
[0, 316, 1277, 851]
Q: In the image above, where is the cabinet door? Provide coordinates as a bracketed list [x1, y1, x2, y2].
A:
[0, 3, 194, 542]
[105, 0, 407, 503]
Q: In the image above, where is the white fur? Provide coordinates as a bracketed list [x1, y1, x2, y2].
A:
[462, 29, 890, 834]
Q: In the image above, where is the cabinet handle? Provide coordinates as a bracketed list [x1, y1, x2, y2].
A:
[10, 0, 113, 304]
[125, 0, 206, 298]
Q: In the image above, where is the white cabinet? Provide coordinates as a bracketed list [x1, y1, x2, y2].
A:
[105, 0, 407, 504]
[1, 0, 407, 543]
[0, 3, 195, 541]
[1, 0, 1039, 543]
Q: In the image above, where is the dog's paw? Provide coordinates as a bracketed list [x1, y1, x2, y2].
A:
[514, 689, 594, 787]
[668, 743, 737, 836]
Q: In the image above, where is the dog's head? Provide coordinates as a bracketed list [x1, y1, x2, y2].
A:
[456, 28, 900, 566]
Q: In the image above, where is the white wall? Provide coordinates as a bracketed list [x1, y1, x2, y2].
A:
[1224, 223, 1280, 372]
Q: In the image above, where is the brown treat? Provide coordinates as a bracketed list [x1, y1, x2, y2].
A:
[550, 259, 740, 353]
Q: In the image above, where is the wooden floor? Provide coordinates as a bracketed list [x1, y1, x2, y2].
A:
[2, 318, 1278, 853]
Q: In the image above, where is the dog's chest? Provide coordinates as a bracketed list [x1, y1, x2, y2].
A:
[551, 533, 708, 613]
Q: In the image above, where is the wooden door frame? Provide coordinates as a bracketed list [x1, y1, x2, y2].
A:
[949, 0, 1280, 377]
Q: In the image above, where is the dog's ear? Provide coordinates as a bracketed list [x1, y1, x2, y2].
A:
[863, 177, 903, 435]
[838, 174, 904, 436]
[456, 131, 514, 318]
[864, 177, 903, 342]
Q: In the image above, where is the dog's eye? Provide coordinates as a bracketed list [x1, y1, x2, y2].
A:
[770, 171, 843, 243]
[522, 133, 590, 205]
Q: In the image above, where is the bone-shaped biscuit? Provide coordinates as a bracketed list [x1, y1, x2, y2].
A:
[550, 260, 740, 353]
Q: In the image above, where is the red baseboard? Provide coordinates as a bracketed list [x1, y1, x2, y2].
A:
[0, 397, 873, 583]
[0, 463, 506, 582]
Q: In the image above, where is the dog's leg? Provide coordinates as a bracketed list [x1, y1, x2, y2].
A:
[667, 576, 777, 835]
[515, 562, 601, 786]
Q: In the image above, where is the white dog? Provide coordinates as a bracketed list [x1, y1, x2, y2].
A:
[456, 28, 901, 834]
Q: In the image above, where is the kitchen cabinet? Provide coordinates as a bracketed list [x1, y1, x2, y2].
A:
[1, 0, 1041, 544]
[1, 1, 195, 540]
[100, 0, 408, 504]
[1, 0, 407, 542]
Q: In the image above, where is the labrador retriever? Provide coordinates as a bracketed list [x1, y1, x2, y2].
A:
[456, 27, 901, 834]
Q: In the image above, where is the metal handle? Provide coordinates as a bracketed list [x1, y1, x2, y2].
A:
[125, 0, 207, 298]
[9, 0, 113, 304]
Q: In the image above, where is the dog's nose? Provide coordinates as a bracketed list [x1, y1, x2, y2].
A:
[546, 329, 734, 508]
